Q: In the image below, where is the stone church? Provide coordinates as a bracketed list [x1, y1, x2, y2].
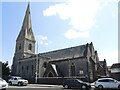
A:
[12, 3, 108, 83]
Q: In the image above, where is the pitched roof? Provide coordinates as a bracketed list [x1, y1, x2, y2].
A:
[111, 63, 120, 69]
[17, 3, 35, 41]
[40, 42, 95, 60]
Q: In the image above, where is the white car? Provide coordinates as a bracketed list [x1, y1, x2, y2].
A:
[94, 78, 120, 89]
[8, 76, 28, 86]
[0, 78, 8, 90]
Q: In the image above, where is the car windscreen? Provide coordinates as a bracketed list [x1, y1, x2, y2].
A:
[17, 77, 24, 80]
[77, 80, 83, 83]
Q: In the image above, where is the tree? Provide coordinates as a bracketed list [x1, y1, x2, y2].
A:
[2, 61, 11, 76]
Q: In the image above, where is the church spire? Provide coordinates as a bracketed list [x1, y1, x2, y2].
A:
[12, 2, 36, 76]
[17, 2, 35, 41]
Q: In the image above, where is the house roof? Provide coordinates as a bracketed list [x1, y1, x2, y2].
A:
[111, 63, 120, 69]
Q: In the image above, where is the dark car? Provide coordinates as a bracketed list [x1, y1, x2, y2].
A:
[63, 79, 91, 89]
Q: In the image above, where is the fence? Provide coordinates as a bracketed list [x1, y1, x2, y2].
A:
[29, 77, 87, 85]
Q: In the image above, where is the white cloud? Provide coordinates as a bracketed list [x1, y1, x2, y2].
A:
[99, 0, 119, 7]
[43, 0, 118, 39]
[45, 43, 49, 46]
[43, 0, 100, 31]
[36, 35, 49, 46]
[99, 51, 118, 66]
[112, 12, 117, 17]
[40, 41, 44, 45]
[37, 35, 48, 40]
[65, 29, 89, 39]
[43, 0, 100, 39]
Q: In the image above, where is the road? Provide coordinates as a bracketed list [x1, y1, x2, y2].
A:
[7, 84, 117, 90]
[7, 84, 94, 90]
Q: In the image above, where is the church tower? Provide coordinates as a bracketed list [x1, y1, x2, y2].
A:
[12, 3, 36, 75]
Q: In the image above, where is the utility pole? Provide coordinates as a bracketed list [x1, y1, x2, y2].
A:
[35, 42, 38, 83]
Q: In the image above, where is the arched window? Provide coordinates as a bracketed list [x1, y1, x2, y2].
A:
[22, 66, 24, 77]
[31, 65, 34, 76]
[22, 66, 24, 71]
[28, 43, 32, 50]
[71, 63, 75, 76]
[47, 72, 54, 77]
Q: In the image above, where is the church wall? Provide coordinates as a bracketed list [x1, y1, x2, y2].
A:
[38, 59, 47, 77]
[17, 56, 49, 80]
[49, 57, 88, 78]
[18, 58, 36, 79]
[54, 60, 69, 77]
[74, 58, 89, 77]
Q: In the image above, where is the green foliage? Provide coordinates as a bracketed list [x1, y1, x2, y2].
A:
[2, 61, 10, 76]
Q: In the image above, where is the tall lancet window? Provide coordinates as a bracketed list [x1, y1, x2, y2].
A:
[28, 43, 32, 50]
[31, 65, 34, 77]
[22, 66, 24, 77]
[71, 63, 76, 76]
[19, 44, 21, 50]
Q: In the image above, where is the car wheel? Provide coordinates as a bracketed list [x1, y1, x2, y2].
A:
[9, 82, 12, 86]
[98, 85, 103, 89]
[18, 82, 22, 86]
[81, 85, 87, 89]
[2, 89, 6, 90]
[64, 85, 69, 89]
[118, 85, 120, 89]
[25, 84, 28, 86]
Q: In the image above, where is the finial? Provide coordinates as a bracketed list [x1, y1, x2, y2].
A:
[90, 42, 93, 45]
[28, 0, 30, 3]
[28, 1, 30, 7]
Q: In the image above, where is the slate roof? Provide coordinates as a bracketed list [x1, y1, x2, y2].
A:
[40, 43, 92, 60]
[40, 45, 86, 60]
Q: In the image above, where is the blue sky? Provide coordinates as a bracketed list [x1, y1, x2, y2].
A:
[1, 0, 119, 66]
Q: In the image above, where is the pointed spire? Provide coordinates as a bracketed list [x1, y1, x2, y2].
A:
[17, 2, 35, 42]
[24, 2, 32, 31]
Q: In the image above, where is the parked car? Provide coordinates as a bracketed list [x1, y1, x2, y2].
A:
[8, 76, 28, 86]
[0, 78, 8, 90]
[63, 79, 91, 89]
[94, 78, 120, 89]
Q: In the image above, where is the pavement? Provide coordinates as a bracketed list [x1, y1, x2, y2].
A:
[27, 84, 62, 87]
[8, 84, 63, 88]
